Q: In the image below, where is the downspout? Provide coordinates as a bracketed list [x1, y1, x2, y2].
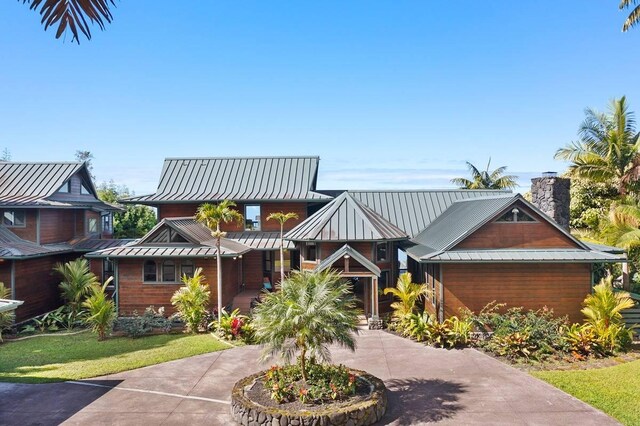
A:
[112, 258, 119, 315]
[10, 260, 16, 299]
[438, 264, 444, 323]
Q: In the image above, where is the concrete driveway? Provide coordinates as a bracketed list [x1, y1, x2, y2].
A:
[0, 330, 619, 425]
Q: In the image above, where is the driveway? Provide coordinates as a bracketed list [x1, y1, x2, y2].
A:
[0, 330, 618, 425]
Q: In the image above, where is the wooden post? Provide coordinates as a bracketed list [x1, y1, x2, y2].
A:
[623, 262, 630, 291]
[371, 277, 379, 320]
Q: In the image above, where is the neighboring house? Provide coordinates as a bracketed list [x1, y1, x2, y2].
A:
[0, 162, 127, 321]
[87, 157, 625, 324]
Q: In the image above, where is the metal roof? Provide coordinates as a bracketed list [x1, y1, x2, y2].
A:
[226, 231, 294, 250]
[418, 249, 626, 263]
[584, 242, 626, 254]
[71, 237, 135, 252]
[285, 192, 408, 242]
[0, 162, 112, 209]
[348, 190, 511, 238]
[315, 244, 381, 276]
[0, 226, 73, 258]
[122, 156, 332, 204]
[85, 245, 248, 259]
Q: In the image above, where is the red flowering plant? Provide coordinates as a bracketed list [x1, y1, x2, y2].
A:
[210, 308, 254, 342]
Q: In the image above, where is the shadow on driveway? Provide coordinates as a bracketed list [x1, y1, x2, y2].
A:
[382, 378, 466, 425]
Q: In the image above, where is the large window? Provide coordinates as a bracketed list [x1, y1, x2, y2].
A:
[245, 205, 261, 230]
[376, 242, 388, 262]
[162, 261, 177, 282]
[143, 260, 157, 282]
[180, 260, 195, 279]
[305, 243, 317, 261]
[2, 210, 25, 227]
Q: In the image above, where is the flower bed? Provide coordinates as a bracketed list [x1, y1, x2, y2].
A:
[231, 368, 387, 426]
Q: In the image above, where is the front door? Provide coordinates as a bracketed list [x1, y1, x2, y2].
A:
[350, 277, 370, 316]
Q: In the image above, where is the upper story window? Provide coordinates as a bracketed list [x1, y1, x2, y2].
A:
[376, 242, 388, 262]
[58, 181, 71, 193]
[305, 243, 317, 261]
[2, 210, 25, 227]
[88, 217, 98, 233]
[496, 207, 536, 223]
[102, 214, 112, 234]
[245, 205, 261, 231]
[81, 182, 91, 195]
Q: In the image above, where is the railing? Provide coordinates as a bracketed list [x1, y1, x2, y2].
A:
[621, 290, 640, 333]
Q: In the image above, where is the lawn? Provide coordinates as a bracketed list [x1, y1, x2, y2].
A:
[0, 331, 229, 383]
[533, 359, 640, 426]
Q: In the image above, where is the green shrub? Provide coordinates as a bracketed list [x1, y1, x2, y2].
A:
[403, 312, 472, 348]
[54, 258, 99, 321]
[383, 272, 429, 320]
[83, 279, 116, 341]
[210, 308, 253, 342]
[170, 268, 210, 333]
[564, 323, 603, 359]
[263, 361, 356, 404]
[488, 331, 536, 359]
[114, 306, 173, 338]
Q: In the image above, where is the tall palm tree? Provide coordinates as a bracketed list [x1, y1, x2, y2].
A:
[252, 269, 360, 381]
[54, 258, 99, 319]
[195, 200, 244, 324]
[266, 211, 299, 281]
[451, 158, 518, 190]
[383, 272, 430, 319]
[555, 97, 640, 195]
[620, 0, 640, 31]
[599, 197, 640, 249]
[21, 0, 116, 44]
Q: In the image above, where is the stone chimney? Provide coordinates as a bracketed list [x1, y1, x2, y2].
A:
[530, 172, 571, 231]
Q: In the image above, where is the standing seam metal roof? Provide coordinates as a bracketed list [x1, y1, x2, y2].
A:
[121, 157, 332, 203]
[285, 192, 408, 242]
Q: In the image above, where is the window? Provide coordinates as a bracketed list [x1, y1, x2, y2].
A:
[81, 182, 91, 195]
[162, 261, 176, 282]
[88, 217, 98, 233]
[102, 214, 112, 234]
[496, 207, 535, 223]
[58, 181, 71, 193]
[103, 259, 115, 284]
[305, 243, 317, 261]
[143, 260, 157, 282]
[376, 242, 388, 262]
[3, 210, 25, 227]
[244, 205, 261, 230]
[263, 250, 273, 273]
[169, 229, 188, 243]
[180, 260, 194, 279]
[426, 264, 436, 306]
[378, 271, 391, 299]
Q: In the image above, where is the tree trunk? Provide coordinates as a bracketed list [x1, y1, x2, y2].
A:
[216, 224, 223, 325]
[300, 345, 307, 382]
[279, 222, 285, 281]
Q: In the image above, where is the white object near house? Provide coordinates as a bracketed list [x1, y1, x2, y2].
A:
[0, 298, 23, 314]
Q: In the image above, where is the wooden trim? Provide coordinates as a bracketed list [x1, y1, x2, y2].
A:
[438, 265, 444, 323]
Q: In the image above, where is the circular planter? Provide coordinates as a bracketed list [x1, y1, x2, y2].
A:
[231, 368, 387, 426]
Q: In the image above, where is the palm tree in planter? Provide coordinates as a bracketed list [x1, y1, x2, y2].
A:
[195, 200, 244, 324]
[252, 269, 360, 381]
[266, 211, 299, 281]
[54, 258, 100, 321]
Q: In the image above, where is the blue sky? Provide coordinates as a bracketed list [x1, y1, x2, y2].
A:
[0, 1, 638, 195]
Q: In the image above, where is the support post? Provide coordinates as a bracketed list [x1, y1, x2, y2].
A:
[622, 262, 630, 291]
[368, 276, 383, 330]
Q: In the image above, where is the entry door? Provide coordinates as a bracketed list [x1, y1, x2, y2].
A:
[350, 277, 370, 316]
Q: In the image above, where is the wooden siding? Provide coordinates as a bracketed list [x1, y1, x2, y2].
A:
[242, 250, 264, 290]
[40, 209, 76, 244]
[455, 208, 579, 250]
[441, 263, 590, 323]
[13, 254, 79, 322]
[261, 203, 307, 231]
[116, 257, 240, 315]
[6, 209, 38, 242]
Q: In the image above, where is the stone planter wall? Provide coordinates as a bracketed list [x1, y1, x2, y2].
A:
[231, 369, 387, 426]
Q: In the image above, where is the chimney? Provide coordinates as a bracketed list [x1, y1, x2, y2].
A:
[530, 172, 571, 230]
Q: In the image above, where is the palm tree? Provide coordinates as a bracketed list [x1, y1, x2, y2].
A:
[83, 277, 115, 341]
[195, 200, 244, 324]
[54, 258, 99, 319]
[599, 197, 640, 250]
[451, 158, 518, 190]
[170, 268, 210, 333]
[266, 211, 299, 281]
[252, 269, 360, 381]
[383, 272, 430, 320]
[555, 97, 640, 195]
[21, 0, 116, 44]
[620, 1, 640, 31]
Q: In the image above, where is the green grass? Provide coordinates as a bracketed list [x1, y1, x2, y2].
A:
[533, 360, 640, 425]
[0, 331, 229, 383]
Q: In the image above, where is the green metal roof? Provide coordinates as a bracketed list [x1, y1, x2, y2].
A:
[285, 191, 408, 242]
[419, 249, 625, 263]
[0, 226, 72, 259]
[315, 244, 381, 276]
[122, 156, 332, 204]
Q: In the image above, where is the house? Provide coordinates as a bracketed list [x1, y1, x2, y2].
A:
[87, 157, 625, 324]
[0, 162, 126, 321]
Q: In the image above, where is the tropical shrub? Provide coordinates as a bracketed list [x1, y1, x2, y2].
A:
[489, 331, 537, 359]
[83, 278, 116, 341]
[0, 282, 14, 342]
[170, 268, 210, 333]
[383, 272, 429, 323]
[403, 312, 472, 348]
[252, 269, 360, 382]
[114, 306, 173, 338]
[32, 305, 81, 332]
[54, 258, 99, 322]
[211, 308, 253, 342]
[564, 323, 603, 359]
[264, 361, 356, 404]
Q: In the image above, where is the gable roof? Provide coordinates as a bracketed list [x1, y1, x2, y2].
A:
[122, 156, 332, 204]
[285, 191, 408, 242]
[405, 194, 622, 263]
[0, 161, 116, 211]
[315, 244, 381, 276]
[347, 190, 511, 238]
